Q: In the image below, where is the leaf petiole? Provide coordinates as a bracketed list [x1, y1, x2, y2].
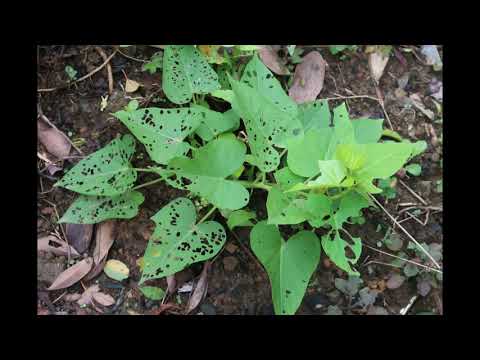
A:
[197, 206, 218, 225]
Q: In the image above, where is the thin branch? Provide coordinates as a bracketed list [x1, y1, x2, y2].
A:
[368, 194, 442, 269]
[38, 49, 117, 92]
[94, 46, 113, 95]
[398, 179, 428, 206]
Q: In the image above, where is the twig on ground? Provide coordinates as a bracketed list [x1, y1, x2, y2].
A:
[404, 211, 427, 226]
[115, 47, 148, 63]
[363, 244, 442, 274]
[38, 49, 117, 92]
[363, 260, 402, 269]
[52, 291, 67, 304]
[398, 205, 442, 214]
[369, 194, 442, 269]
[399, 295, 418, 315]
[398, 179, 428, 206]
[94, 46, 113, 95]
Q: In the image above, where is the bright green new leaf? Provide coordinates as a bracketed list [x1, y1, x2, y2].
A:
[142, 52, 163, 74]
[227, 210, 256, 230]
[58, 191, 144, 224]
[55, 135, 137, 196]
[236, 45, 260, 51]
[352, 119, 384, 143]
[288, 160, 349, 192]
[335, 144, 367, 170]
[405, 163, 422, 176]
[267, 187, 311, 225]
[354, 142, 414, 192]
[191, 105, 239, 142]
[139, 286, 166, 300]
[250, 222, 320, 315]
[408, 140, 428, 158]
[163, 45, 220, 104]
[382, 128, 403, 142]
[113, 106, 202, 164]
[140, 198, 226, 283]
[163, 134, 249, 210]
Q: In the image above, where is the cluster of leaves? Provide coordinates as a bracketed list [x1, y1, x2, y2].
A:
[54, 45, 426, 315]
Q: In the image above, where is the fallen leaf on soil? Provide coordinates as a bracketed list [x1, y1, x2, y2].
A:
[47, 257, 93, 290]
[166, 275, 176, 295]
[47, 164, 63, 175]
[149, 303, 182, 315]
[125, 78, 140, 93]
[421, 45, 442, 71]
[429, 78, 443, 102]
[354, 287, 378, 309]
[37, 118, 71, 159]
[335, 276, 363, 297]
[92, 291, 116, 306]
[92, 221, 116, 265]
[83, 256, 107, 281]
[64, 293, 82, 302]
[409, 93, 434, 120]
[66, 223, 93, 254]
[185, 262, 210, 314]
[104, 259, 129, 281]
[386, 273, 405, 289]
[38, 235, 80, 257]
[369, 51, 389, 84]
[367, 306, 389, 315]
[289, 51, 326, 104]
[258, 46, 289, 75]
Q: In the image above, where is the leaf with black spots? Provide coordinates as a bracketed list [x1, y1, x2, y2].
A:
[58, 191, 144, 224]
[55, 135, 137, 196]
[140, 198, 226, 283]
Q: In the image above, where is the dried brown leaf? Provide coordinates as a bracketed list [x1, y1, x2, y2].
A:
[92, 292, 116, 306]
[47, 257, 93, 291]
[409, 93, 434, 120]
[368, 51, 389, 84]
[77, 284, 100, 305]
[93, 221, 116, 265]
[386, 273, 406, 290]
[37, 118, 71, 159]
[38, 235, 80, 258]
[66, 223, 93, 254]
[166, 275, 176, 295]
[125, 79, 140, 93]
[185, 262, 210, 314]
[258, 46, 290, 75]
[83, 256, 107, 281]
[288, 51, 326, 104]
[64, 293, 82, 302]
[47, 164, 63, 175]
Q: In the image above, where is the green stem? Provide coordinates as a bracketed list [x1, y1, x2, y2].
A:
[197, 205, 217, 225]
[133, 167, 160, 173]
[132, 177, 164, 190]
[236, 180, 272, 191]
[279, 148, 287, 158]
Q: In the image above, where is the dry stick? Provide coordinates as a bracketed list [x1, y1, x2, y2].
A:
[52, 291, 67, 304]
[404, 211, 427, 226]
[38, 49, 117, 92]
[363, 244, 442, 274]
[94, 46, 113, 95]
[369, 194, 442, 270]
[398, 205, 442, 214]
[398, 179, 428, 206]
[115, 48, 148, 63]
[38, 110, 84, 155]
[363, 260, 403, 269]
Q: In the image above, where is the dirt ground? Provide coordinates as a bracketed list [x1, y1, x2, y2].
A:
[37, 45, 443, 315]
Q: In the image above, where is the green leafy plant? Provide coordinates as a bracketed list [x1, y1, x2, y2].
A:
[55, 45, 426, 315]
[142, 52, 163, 74]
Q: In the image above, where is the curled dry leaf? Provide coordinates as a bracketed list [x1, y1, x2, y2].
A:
[77, 285, 100, 306]
[369, 51, 389, 84]
[38, 235, 80, 258]
[37, 118, 71, 159]
[47, 257, 93, 291]
[288, 51, 326, 104]
[83, 256, 107, 282]
[92, 291, 116, 306]
[185, 262, 210, 314]
[66, 223, 93, 254]
[125, 79, 141, 93]
[409, 93, 434, 120]
[258, 46, 290, 75]
[83, 221, 116, 281]
[64, 293, 82, 302]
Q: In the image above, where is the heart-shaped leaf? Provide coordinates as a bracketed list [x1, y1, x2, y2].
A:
[113, 107, 202, 164]
[226, 210, 256, 230]
[163, 45, 220, 104]
[55, 135, 137, 196]
[266, 187, 311, 225]
[250, 222, 320, 315]
[162, 134, 249, 210]
[140, 198, 226, 284]
[58, 191, 144, 224]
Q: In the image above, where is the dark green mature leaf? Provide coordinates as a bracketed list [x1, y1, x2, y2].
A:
[58, 191, 144, 224]
[250, 222, 320, 315]
[162, 45, 220, 104]
[140, 198, 226, 283]
[162, 134, 249, 210]
[113, 107, 202, 165]
[241, 54, 298, 118]
[229, 70, 303, 172]
[267, 187, 311, 225]
[191, 105, 239, 142]
[55, 135, 137, 196]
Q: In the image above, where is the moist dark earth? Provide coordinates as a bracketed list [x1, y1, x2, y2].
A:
[37, 45, 443, 315]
